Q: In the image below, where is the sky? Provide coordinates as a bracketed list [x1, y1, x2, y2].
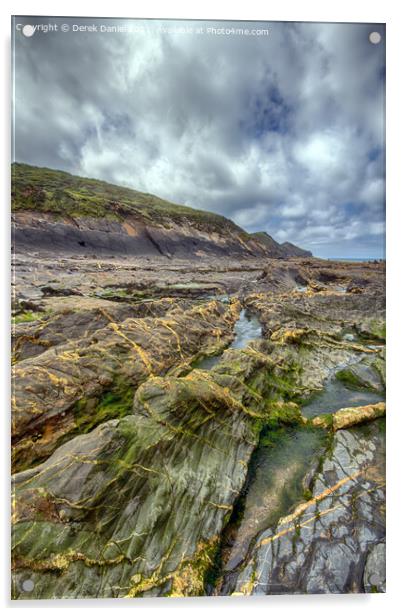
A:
[12, 17, 385, 258]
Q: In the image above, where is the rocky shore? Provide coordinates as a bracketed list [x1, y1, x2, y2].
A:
[11, 251, 385, 598]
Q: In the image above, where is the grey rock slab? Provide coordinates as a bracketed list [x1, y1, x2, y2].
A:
[230, 420, 385, 595]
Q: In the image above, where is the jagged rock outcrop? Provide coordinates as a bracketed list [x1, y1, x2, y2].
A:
[10, 244, 386, 599]
[11, 344, 297, 599]
[244, 290, 386, 342]
[12, 297, 194, 362]
[12, 300, 241, 471]
[251, 232, 312, 258]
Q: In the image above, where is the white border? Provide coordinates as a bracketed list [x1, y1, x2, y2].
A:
[2, 1, 402, 614]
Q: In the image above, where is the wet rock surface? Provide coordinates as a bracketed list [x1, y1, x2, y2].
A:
[331, 402, 386, 431]
[335, 359, 385, 393]
[12, 345, 294, 599]
[230, 420, 385, 595]
[217, 425, 328, 593]
[11, 251, 386, 598]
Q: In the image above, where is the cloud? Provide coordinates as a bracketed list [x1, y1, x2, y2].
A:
[12, 18, 385, 257]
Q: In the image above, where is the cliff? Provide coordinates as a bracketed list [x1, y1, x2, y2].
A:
[12, 163, 311, 259]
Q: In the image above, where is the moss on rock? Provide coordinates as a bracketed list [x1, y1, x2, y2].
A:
[12, 299, 241, 472]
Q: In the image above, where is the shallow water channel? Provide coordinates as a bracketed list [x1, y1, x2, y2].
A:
[218, 369, 385, 593]
[218, 424, 326, 594]
[213, 335, 385, 593]
[194, 308, 262, 370]
[194, 303, 385, 594]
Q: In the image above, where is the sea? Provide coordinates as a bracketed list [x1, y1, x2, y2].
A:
[327, 257, 385, 263]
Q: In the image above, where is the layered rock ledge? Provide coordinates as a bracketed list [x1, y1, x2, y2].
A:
[12, 299, 240, 471]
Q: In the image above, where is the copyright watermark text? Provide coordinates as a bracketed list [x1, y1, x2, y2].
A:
[15, 22, 270, 37]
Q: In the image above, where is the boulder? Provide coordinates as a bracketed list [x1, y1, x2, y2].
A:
[335, 361, 385, 393]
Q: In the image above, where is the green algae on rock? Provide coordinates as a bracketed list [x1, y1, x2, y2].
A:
[335, 357, 385, 393]
[230, 419, 386, 595]
[10, 245, 386, 599]
[12, 297, 195, 363]
[12, 342, 303, 599]
[11, 299, 241, 472]
[309, 402, 385, 431]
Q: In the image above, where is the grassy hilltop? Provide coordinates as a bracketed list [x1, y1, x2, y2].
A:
[11, 162, 246, 235]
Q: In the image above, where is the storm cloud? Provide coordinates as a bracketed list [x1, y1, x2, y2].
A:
[12, 17, 385, 257]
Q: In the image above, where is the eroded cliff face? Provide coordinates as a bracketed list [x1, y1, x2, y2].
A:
[11, 164, 310, 259]
[12, 210, 271, 259]
[11, 253, 386, 599]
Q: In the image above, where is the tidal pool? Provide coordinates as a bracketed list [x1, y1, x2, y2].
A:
[221, 426, 326, 576]
[301, 377, 384, 418]
[217, 356, 385, 594]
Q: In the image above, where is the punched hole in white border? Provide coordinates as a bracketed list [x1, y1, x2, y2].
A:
[21, 579, 35, 592]
[22, 25, 35, 37]
[369, 32, 382, 44]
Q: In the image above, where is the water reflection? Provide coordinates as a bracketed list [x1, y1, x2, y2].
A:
[194, 309, 262, 369]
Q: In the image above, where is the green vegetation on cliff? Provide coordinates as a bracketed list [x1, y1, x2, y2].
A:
[11, 163, 246, 234]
